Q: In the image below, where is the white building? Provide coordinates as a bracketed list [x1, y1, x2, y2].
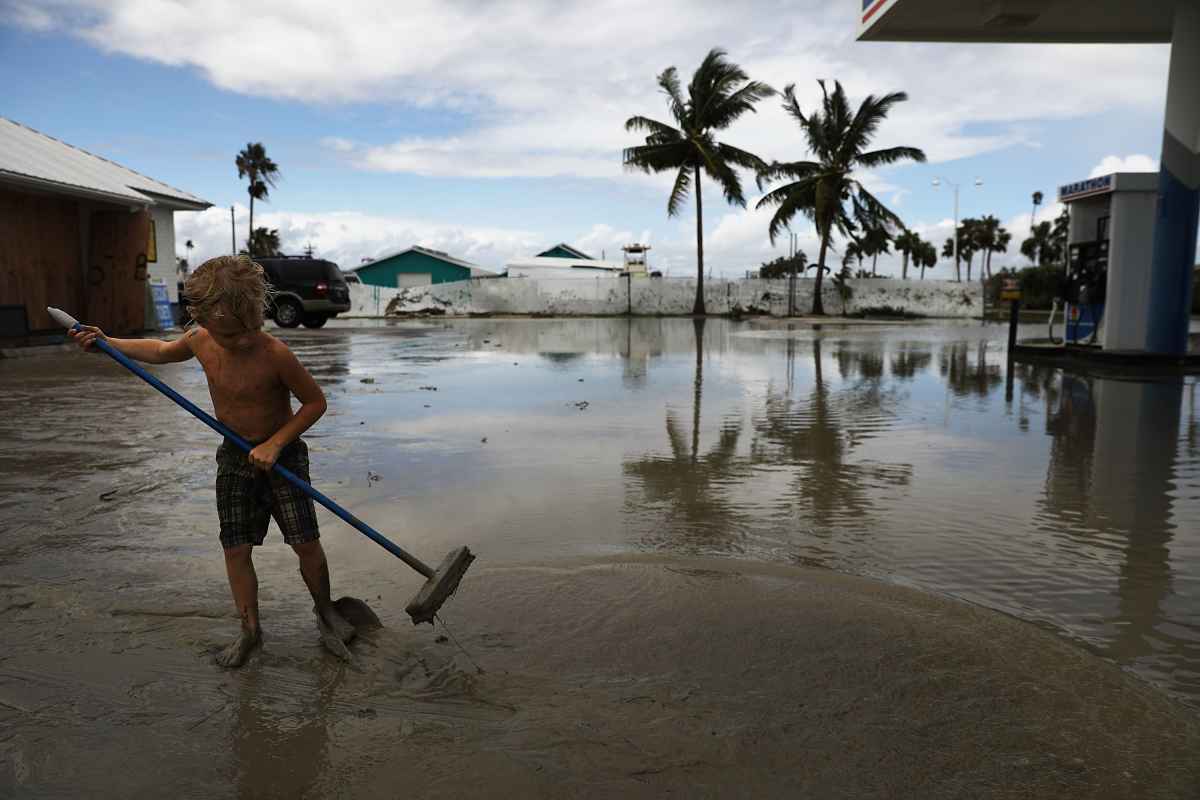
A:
[505, 255, 627, 279]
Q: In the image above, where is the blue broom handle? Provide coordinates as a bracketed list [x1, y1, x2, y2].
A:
[73, 322, 433, 577]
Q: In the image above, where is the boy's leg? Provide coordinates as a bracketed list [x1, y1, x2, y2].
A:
[292, 540, 355, 643]
[217, 544, 262, 668]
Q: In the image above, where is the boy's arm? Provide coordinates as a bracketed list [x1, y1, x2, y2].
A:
[247, 342, 328, 471]
[71, 325, 196, 364]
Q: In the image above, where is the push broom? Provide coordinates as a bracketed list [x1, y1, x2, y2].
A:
[47, 307, 474, 626]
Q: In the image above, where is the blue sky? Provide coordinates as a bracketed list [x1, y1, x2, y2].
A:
[0, 1, 1170, 276]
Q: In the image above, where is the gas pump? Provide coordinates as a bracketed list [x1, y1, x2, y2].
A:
[1049, 172, 1158, 352]
[1063, 236, 1108, 344]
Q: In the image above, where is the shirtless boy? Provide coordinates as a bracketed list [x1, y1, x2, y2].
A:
[71, 255, 355, 667]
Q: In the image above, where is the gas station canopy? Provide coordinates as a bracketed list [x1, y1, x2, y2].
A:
[859, 0, 1175, 43]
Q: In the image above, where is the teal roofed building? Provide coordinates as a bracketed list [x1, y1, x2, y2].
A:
[536, 243, 593, 260]
[353, 245, 497, 288]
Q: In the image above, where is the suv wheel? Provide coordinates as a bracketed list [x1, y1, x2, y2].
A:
[274, 298, 302, 328]
[302, 314, 329, 329]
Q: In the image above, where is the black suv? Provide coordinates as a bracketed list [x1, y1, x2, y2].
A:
[257, 256, 351, 328]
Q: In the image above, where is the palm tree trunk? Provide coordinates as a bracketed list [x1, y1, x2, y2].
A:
[966, 257, 972, 283]
[693, 165, 706, 316]
[871, 253, 878, 277]
[811, 226, 829, 316]
[691, 318, 704, 462]
[247, 188, 255, 256]
[902, 252, 909, 280]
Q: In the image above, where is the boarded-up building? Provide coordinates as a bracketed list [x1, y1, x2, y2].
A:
[0, 117, 211, 338]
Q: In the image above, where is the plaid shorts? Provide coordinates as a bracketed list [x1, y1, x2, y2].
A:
[215, 438, 320, 549]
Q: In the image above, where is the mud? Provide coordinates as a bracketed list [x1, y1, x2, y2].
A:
[2, 319, 1200, 797]
[2, 557, 1198, 797]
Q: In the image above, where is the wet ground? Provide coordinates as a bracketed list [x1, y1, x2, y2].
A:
[2, 317, 1199, 797]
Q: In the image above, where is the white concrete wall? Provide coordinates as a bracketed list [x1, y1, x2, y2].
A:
[347, 276, 982, 319]
[146, 205, 178, 301]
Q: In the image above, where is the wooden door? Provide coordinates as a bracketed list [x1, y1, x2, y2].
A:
[0, 188, 83, 332]
[85, 208, 150, 334]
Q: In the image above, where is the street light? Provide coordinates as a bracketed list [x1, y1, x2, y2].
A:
[932, 176, 983, 280]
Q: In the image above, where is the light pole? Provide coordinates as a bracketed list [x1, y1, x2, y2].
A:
[932, 177, 982, 281]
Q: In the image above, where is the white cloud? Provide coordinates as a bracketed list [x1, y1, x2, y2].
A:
[19, 1, 1169, 181]
[1089, 154, 1158, 177]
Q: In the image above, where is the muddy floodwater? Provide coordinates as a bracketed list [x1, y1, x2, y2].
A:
[2, 317, 1200, 797]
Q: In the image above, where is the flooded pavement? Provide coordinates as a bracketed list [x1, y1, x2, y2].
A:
[2, 317, 1200, 797]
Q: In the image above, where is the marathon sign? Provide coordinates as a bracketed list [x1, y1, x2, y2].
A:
[1058, 174, 1113, 202]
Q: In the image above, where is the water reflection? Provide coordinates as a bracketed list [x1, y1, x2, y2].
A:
[940, 341, 1003, 398]
[623, 320, 752, 551]
[750, 339, 912, 530]
[231, 667, 333, 797]
[889, 342, 933, 380]
[1039, 376, 1184, 659]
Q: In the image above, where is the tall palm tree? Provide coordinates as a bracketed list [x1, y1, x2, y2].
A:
[893, 229, 920, 280]
[1030, 191, 1043, 231]
[916, 239, 937, 279]
[624, 49, 773, 315]
[757, 81, 925, 314]
[972, 215, 1010, 281]
[235, 143, 281, 256]
[861, 224, 892, 277]
[1021, 221, 1055, 265]
[944, 219, 980, 281]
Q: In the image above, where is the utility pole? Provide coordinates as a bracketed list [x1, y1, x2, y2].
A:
[933, 177, 982, 281]
[230, 206, 236, 255]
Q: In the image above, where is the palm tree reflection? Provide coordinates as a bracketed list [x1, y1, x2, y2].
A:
[940, 341, 1003, 398]
[751, 339, 911, 530]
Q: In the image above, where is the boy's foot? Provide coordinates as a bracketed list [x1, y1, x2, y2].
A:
[315, 611, 353, 662]
[216, 628, 262, 668]
[317, 604, 356, 643]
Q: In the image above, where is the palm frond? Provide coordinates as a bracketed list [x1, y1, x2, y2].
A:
[667, 165, 693, 217]
[855, 145, 926, 169]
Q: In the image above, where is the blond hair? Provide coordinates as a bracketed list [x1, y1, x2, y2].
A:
[184, 255, 270, 330]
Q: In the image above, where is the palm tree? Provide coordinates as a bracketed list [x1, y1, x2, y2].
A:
[893, 229, 920, 280]
[916, 239, 937, 279]
[1022, 221, 1055, 265]
[757, 81, 925, 314]
[1030, 191, 1043, 231]
[944, 219, 980, 281]
[235, 143, 281, 256]
[248, 227, 282, 257]
[844, 238, 866, 274]
[861, 224, 892, 277]
[972, 215, 1010, 281]
[624, 49, 773, 315]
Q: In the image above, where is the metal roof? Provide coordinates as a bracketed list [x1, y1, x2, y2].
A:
[0, 117, 211, 209]
[537, 243, 594, 259]
[355, 245, 498, 277]
[858, 0, 1175, 43]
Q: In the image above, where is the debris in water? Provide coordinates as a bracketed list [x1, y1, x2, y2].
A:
[360, 377, 375, 384]
[368, 471, 381, 484]
[420, 386, 437, 391]
[573, 401, 590, 410]
[481, 437, 487, 444]
[578, 378, 584, 382]
[423, 404, 431, 408]
[100, 489, 119, 501]
[435, 635, 448, 644]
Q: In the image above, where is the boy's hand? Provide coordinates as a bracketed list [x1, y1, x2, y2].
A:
[248, 441, 283, 471]
[70, 325, 106, 352]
